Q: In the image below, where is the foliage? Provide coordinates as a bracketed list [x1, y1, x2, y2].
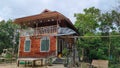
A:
[62, 48, 69, 57]
[0, 20, 19, 54]
[74, 7, 100, 35]
[74, 7, 120, 63]
[4, 53, 12, 58]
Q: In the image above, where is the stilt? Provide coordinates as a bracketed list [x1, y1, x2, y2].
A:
[17, 60, 19, 67]
[25, 61, 27, 67]
[32, 60, 35, 67]
[41, 59, 43, 66]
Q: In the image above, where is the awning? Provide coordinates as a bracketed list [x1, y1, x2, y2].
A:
[55, 27, 77, 36]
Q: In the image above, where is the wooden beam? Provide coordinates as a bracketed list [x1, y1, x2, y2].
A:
[59, 35, 120, 38]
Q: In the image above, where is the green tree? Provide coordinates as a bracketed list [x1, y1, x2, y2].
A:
[110, 31, 120, 63]
[0, 20, 19, 54]
[74, 7, 100, 35]
[74, 7, 117, 61]
[74, 7, 106, 61]
[74, 6, 120, 64]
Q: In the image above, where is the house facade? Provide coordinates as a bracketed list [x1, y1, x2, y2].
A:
[15, 9, 78, 66]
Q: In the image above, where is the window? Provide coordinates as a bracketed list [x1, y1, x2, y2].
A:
[40, 36, 50, 52]
[24, 38, 31, 52]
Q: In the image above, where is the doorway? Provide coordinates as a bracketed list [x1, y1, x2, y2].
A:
[58, 39, 64, 57]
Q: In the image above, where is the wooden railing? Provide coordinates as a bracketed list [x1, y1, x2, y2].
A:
[20, 25, 57, 36]
[34, 25, 57, 35]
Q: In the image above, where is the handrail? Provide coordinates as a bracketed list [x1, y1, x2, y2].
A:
[20, 25, 57, 36]
[34, 25, 57, 35]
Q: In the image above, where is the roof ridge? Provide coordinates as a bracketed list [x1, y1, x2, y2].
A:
[41, 9, 52, 13]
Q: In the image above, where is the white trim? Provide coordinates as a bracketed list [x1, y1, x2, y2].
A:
[40, 36, 50, 52]
[24, 37, 31, 52]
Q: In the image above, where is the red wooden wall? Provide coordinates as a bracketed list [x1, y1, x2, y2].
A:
[19, 36, 56, 58]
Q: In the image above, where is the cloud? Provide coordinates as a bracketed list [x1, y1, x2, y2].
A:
[0, 0, 118, 23]
[0, 6, 12, 20]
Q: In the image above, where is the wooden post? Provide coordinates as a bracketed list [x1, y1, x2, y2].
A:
[109, 34, 111, 60]
[41, 59, 43, 66]
[17, 60, 19, 67]
[73, 37, 77, 68]
[56, 14, 59, 57]
[35, 23, 38, 36]
[32, 60, 35, 67]
[25, 61, 27, 67]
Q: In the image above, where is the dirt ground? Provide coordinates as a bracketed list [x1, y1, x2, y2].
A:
[0, 63, 65, 68]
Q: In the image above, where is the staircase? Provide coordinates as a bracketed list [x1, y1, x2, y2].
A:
[52, 58, 65, 64]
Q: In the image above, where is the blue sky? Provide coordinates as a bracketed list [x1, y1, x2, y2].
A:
[0, 0, 118, 23]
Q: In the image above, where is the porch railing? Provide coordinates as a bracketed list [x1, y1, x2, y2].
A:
[20, 25, 57, 36]
[34, 25, 57, 35]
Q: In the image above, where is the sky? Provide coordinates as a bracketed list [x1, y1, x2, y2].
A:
[0, 0, 118, 24]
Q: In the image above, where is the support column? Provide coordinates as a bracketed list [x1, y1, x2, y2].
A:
[25, 61, 27, 67]
[32, 60, 35, 67]
[41, 59, 43, 66]
[17, 60, 19, 67]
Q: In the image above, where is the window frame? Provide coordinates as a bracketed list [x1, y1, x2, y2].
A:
[40, 36, 50, 52]
[24, 37, 31, 52]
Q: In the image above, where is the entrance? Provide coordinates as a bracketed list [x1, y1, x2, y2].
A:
[58, 39, 64, 57]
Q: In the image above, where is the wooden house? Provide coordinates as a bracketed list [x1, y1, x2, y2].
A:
[14, 9, 79, 66]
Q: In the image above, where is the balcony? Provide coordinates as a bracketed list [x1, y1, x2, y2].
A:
[34, 25, 57, 35]
[20, 25, 57, 36]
